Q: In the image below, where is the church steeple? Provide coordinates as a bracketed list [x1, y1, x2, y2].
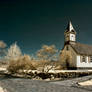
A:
[64, 21, 76, 44]
[65, 21, 76, 34]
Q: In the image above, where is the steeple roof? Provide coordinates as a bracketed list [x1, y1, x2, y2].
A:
[65, 21, 76, 34]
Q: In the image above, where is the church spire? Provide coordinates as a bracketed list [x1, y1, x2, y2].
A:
[65, 21, 76, 34]
[68, 21, 74, 31]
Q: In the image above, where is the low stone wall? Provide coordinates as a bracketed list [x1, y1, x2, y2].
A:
[12, 70, 92, 80]
[35, 72, 92, 80]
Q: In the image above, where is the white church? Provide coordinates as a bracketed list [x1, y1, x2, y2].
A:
[60, 21, 92, 69]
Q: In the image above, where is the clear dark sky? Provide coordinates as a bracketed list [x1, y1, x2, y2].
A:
[0, 0, 92, 54]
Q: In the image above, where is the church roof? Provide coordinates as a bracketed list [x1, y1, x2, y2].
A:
[65, 21, 76, 34]
[71, 43, 92, 55]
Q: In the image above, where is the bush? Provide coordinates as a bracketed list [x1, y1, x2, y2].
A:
[7, 55, 36, 74]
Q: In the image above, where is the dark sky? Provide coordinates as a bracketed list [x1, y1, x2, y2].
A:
[0, 0, 92, 54]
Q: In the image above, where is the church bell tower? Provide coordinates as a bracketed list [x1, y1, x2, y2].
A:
[64, 21, 76, 45]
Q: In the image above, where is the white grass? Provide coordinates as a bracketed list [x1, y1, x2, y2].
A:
[78, 80, 92, 86]
[0, 68, 6, 71]
[0, 86, 7, 92]
[48, 70, 92, 73]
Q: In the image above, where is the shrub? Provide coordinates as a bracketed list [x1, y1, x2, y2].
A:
[7, 55, 36, 74]
[35, 60, 56, 73]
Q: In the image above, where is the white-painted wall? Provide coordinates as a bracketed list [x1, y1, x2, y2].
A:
[77, 55, 92, 68]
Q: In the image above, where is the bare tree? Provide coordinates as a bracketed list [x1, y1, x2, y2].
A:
[35, 45, 59, 73]
[36, 60, 55, 73]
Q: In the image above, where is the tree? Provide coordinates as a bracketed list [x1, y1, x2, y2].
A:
[36, 45, 58, 61]
[36, 45, 58, 73]
[35, 60, 55, 73]
[6, 42, 22, 60]
[0, 41, 7, 59]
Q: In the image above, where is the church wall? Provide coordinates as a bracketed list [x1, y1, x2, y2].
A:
[60, 44, 77, 69]
[68, 45, 77, 68]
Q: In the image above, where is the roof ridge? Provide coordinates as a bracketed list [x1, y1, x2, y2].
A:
[70, 42, 92, 55]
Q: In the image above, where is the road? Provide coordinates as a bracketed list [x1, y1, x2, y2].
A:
[0, 75, 92, 92]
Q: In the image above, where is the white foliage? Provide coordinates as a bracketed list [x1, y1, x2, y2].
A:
[6, 42, 22, 60]
[37, 45, 58, 61]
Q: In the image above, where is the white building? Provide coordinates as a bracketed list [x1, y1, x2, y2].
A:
[60, 21, 92, 69]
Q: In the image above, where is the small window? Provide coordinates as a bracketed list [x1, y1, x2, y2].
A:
[90, 56, 92, 62]
[82, 56, 86, 62]
[66, 46, 69, 51]
[71, 35, 74, 37]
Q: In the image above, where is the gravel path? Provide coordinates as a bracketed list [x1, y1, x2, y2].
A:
[0, 75, 92, 92]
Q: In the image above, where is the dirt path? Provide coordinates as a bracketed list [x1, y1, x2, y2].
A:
[0, 76, 92, 92]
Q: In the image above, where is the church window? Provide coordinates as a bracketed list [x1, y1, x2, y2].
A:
[71, 35, 73, 37]
[90, 56, 92, 62]
[66, 46, 69, 50]
[82, 56, 86, 62]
